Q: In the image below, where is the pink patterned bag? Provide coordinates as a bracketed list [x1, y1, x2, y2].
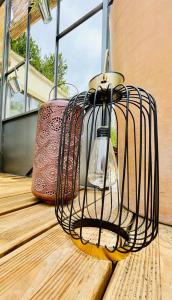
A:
[32, 89, 82, 204]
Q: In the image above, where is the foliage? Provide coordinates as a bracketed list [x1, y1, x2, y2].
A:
[41, 53, 67, 85]
[10, 33, 68, 87]
[111, 127, 117, 147]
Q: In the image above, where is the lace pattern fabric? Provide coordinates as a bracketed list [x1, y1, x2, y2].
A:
[32, 99, 82, 204]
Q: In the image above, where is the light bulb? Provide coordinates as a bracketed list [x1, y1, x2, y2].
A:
[88, 126, 118, 191]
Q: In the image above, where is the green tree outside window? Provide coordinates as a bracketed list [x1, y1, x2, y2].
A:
[11, 33, 68, 87]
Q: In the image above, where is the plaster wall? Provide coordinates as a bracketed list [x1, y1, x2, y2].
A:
[110, 0, 172, 224]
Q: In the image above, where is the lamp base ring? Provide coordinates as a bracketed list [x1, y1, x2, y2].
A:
[71, 218, 130, 261]
[71, 237, 130, 261]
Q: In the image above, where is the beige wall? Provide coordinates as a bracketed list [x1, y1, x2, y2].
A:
[110, 0, 172, 224]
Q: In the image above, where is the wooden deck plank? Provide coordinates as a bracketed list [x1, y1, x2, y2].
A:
[103, 224, 172, 300]
[0, 226, 112, 300]
[0, 173, 20, 178]
[0, 173, 32, 183]
[0, 173, 30, 178]
[0, 193, 39, 216]
[0, 182, 32, 198]
[1, 173, 171, 299]
[159, 224, 172, 300]
[0, 188, 103, 258]
[0, 204, 56, 257]
[0, 173, 32, 198]
[103, 240, 161, 300]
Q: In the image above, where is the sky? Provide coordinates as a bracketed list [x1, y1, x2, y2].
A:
[31, 0, 103, 94]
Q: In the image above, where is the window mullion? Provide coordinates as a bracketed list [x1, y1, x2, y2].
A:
[24, 5, 31, 112]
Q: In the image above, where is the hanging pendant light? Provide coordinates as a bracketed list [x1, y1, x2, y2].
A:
[38, 0, 52, 24]
[55, 68, 159, 261]
[54, 0, 159, 261]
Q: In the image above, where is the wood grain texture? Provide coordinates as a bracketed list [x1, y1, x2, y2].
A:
[103, 239, 161, 300]
[0, 226, 112, 300]
[0, 173, 20, 178]
[0, 204, 56, 257]
[1, 173, 171, 300]
[0, 190, 104, 258]
[0, 192, 39, 216]
[0, 173, 32, 198]
[0, 174, 103, 258]
[159, 224, 172, 300]
[0, 173, 32, 181]
[103, 224, 172, 300]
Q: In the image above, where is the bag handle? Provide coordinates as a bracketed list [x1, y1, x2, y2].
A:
[49, 83, 79, 101]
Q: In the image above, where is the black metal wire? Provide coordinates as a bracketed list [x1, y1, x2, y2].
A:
[55, 83, 159, 254]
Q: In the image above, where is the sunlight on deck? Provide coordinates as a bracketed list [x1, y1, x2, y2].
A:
[0, 173, 172, 299]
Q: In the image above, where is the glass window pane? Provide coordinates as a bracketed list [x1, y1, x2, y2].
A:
[60, 0, 102, 31]
[10, 92, 25, 116]
[30, 97, 42, 110]
[9, 35, 25, 113]
[28, 12, 56, 105]
[31, 8, 56, 60]
[6, 84, 25, 118]
[30, 8, 68, 101]
[59, 11, 102, 93]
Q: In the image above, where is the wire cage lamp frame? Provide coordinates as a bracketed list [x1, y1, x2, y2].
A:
[55, 77, 159, 261]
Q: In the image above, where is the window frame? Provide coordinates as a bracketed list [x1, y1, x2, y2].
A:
[0, 0, 112, 166]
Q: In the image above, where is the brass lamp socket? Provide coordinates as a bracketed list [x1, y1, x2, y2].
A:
[89, 71, 125, 90]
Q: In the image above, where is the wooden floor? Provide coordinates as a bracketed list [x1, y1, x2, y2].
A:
[0, 173, 172, 300]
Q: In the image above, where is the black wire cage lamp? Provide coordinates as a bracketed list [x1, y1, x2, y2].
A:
[55, 67, 159, 261]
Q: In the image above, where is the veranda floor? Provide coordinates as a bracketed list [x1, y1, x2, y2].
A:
[0, 173, 171, 300]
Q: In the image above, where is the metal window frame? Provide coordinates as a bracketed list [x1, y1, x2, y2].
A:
[0, 0, 11, 168]
[24, 5, 31, 112]
[54, 0, 113, 97]
[0, 0, 113, 169]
